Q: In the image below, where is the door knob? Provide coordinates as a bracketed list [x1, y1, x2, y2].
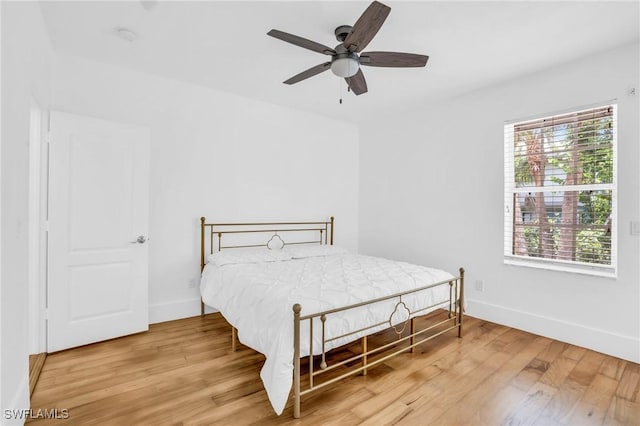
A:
[130, 236, 147, 244]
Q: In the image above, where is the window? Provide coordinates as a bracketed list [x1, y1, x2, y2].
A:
[504, 104, 617, 276]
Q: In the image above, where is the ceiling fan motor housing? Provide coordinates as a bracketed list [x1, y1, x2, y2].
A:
[334, 25, 353, 42]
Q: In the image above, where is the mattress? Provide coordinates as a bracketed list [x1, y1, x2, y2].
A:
[200, 247, 454, 414]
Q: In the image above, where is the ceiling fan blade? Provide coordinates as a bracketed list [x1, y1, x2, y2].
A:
[343, 1, 391, 53]
[345, 69, 368, 95]
[283, 62, 332, 85]
[360, 51, 429, 68]
[267, 30, 336, 55]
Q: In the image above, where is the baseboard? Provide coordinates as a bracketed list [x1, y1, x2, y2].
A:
[466, 299, 640, 363]
[148, 298, 217, 324]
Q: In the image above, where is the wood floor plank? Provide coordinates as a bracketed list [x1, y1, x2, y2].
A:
[502, 381, 558, 426]
[390, 321, 512, 407]
[600, 357, 627, 380]
[400, 328, 533, 424]
[538, 346, 582, 388]
[473, 384, 528, 425]
[534, 342, 606, 424]
[287, 387, 374, 426]
[357, 400, 411, 426]
[615, 362, 640, 402]
[510, 340, 567, 392]
[566, 373, 620, 425]
[350, 379, 416, 419]
[606, 395, 640, 425]
[434, 336, 552, 425]
[28, 312, 639, 425]
[501, 344, 585, 425]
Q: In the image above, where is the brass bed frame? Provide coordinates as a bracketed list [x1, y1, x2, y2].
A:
[199, 216, 464, 418]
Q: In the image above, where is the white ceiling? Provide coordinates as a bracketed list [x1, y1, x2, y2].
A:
[39, 1, 639, 123]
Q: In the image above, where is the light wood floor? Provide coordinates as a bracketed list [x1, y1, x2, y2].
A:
[29, 312, 639, 425]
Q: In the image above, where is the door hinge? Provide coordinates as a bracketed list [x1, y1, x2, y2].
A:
[43, 220, 49, 232]
[43, 308, 48, 320]
[46, 131, 51, 145]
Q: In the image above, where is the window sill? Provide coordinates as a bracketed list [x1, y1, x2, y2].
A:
[504, 256, 617, 279]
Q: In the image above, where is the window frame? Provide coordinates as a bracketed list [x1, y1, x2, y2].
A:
[503, 102, 618, 278]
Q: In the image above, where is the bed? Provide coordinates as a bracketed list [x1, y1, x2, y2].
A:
[199, 216, 464, 418]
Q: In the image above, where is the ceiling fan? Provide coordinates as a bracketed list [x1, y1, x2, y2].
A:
[267, 1, 429, 96]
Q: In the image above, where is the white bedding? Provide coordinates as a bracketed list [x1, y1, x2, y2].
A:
[200, 248, 454, 415]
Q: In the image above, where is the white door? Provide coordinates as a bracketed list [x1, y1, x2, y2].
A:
[48, 111, 150, 352]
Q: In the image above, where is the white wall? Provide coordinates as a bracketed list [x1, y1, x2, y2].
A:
[0, 0, 3, 416]
[359, 42, 640, 362]
[1, 1, 53, 422]
[51, 55, 359, 324]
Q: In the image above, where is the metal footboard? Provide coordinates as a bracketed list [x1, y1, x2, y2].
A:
[292, 267, 465, 418]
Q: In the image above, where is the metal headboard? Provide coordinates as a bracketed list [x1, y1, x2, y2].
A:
[199, 216, 334, 315]
[200, 216, 334, 271]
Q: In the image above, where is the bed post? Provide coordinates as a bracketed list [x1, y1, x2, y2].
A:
[361, 336, 368, 375]
[457, 267, 465, 338]
[293, 303, 302, 418]
[200, 217, 206, 317]
[410, 317, 416, 353]
[330, 216, 334, 245]
[231, 327, 237, 352]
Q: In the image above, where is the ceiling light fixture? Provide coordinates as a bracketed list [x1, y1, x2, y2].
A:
[115, 27, 138, 42]
[330, 53, 360, 78]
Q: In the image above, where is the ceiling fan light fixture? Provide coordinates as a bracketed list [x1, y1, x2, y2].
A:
[331, 55, 360, 78]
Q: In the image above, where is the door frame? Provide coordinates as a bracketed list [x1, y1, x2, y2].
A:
[27, 99, 49, 354]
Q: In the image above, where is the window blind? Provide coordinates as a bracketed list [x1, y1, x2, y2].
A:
[504, 104, 617, 275]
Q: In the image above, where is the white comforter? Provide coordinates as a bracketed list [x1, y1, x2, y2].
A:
[200, 250, 454, 415]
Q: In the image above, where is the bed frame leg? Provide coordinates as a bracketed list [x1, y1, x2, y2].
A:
[361, 336, 368, 376]
[231, 327, 237, 352]
[410, 317, 416, 353]
[200, 300, 204, 317]
[293, 304, 302, 419]
[457, 267, 465, 338]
